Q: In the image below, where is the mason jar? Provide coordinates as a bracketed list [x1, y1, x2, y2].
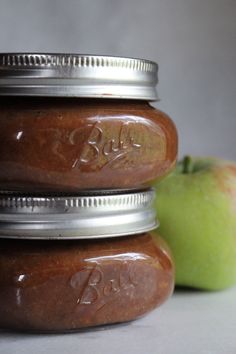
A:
[0, 53, 178, 192]
[0, 189, 174, 332]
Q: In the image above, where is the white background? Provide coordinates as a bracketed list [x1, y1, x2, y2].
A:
[0, 0, 235, 159]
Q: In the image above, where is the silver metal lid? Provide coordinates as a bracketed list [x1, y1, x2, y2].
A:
[0, 53, 158, 100]
[0, 189, 158, 239]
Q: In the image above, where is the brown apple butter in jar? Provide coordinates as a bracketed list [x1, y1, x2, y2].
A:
[0, 189, 174, 332]
[0, 54, 178, 192]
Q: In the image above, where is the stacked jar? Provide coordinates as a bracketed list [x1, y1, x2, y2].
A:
[0, 54, 178, 332]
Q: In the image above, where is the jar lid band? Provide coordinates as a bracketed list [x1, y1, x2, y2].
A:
[0, 189, 158, 239]
[0, 53, 158, 100]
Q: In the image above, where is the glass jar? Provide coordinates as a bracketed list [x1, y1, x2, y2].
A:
[0, 54, 178, 192]
[0, 234, 174, 332]
[0, 190, 174, 332]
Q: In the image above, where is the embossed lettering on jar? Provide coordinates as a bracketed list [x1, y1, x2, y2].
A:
[0, 54, 178, 192]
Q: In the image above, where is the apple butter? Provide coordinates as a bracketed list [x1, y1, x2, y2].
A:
[0, 54, 178, 192]
[0, 190, 174, 332]
[0, 54, 177, 333]
[0, 233, 174, 332]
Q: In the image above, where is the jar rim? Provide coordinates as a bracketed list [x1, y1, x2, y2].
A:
[0, 53, 158, 100]
[0, 189, 158, 240]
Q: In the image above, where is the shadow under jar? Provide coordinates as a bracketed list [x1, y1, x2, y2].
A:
[0, 54, 178, 192]
[0, 189, 174, 332]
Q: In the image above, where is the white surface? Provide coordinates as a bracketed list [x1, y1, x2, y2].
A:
[0, 286, 235, 354]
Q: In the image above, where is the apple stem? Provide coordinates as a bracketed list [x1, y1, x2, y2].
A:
[182, 155, 194, 174]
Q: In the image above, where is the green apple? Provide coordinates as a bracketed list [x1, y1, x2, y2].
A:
[153, 156, 236, 290]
